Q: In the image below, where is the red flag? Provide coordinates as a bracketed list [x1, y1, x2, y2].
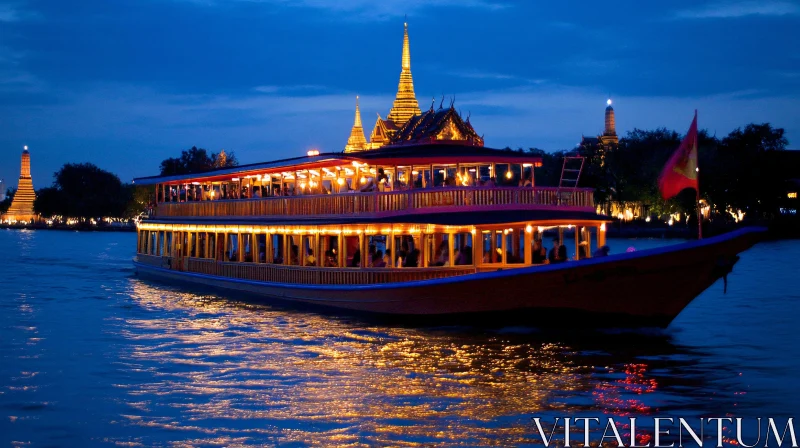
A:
[659, 111, 699, 200]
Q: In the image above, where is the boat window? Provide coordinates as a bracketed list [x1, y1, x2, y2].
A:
[505, 229, 525, 264]
[530, 230, 547, 264]
[344, 236, 360, 267]
[242, 234, 253, 263]
[271, 234, 283, 264]
[287, 235, 300, 266]
[481, 230, 503, 264]
[226, 234, 239, 262]
[453, 232, 474, 266]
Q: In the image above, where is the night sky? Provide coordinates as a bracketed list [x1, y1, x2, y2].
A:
[1, 0, 798, 186]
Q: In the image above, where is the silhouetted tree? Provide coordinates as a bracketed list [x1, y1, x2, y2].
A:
[34, 163, 131, 220]
[0, 188, 16, 213]
[159, 146, 238, 175]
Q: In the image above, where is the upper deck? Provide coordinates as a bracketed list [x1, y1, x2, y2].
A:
[135, 144, 596, 223]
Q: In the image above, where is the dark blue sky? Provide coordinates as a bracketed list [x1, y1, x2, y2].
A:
[1, 0, 798, 186]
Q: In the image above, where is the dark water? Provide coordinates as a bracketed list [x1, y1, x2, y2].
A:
[1, 229, 798, 447]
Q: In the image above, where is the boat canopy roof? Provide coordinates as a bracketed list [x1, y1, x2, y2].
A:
[132, 144, 543, 186]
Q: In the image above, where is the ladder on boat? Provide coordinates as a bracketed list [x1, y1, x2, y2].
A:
[557, 156, 585, 204]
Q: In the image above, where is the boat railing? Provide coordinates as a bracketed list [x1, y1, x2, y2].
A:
[185, 258, 476, 285]
[153, 186, 595, 219]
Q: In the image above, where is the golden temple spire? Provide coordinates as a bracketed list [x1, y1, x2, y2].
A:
[345, 95, 368, 152]
[386, 22, 420, 125]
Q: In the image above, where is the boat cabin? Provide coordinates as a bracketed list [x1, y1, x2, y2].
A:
[133, 144, 609, 285]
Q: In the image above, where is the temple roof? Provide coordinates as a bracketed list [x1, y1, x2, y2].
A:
[390, 106, 484, 147]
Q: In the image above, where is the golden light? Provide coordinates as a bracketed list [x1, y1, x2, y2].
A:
[522, 163, 533, 167]
[505, 171, 512, 179]
[337, 178, 345, 186]
[360, 176, 366, 184]
[411, 170, 419, 175]
[600, 223, 606, 232]
[789, 192, 798, 199]
[525, 224, 533, 233]
[307, 149, 320, 157]
[468, 168, 476, 173]
[232, 177, 240, 181]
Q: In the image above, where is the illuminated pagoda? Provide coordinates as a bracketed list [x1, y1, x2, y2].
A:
[2, 146, 38, 223]
[344, 96, 368, 152]
[345, 22, 483, 152]
[581, 99, 618, 151]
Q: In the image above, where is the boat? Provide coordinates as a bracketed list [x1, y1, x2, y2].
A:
[131, 142, 764, 328]
[131, 23, 763, 327]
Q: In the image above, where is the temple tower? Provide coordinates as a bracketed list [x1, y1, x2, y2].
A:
[386, 22, 421, 126]
[600, 99, 618, 145]
[344, 96, 368, 152]
[2, 146, 38, 223]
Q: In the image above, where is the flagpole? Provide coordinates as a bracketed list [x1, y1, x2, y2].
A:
[695, 110, 702, 240]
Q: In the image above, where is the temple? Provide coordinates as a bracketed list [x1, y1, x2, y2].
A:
[2, 146, 38, 224]
[581, 99, 618, 151]
[345, 22, 481, 152]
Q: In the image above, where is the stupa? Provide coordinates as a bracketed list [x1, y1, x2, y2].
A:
[2, 146, 38, 223]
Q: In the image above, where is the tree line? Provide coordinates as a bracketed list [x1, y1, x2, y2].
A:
[6, 127, 792, 225]
[523, 122, 793, 223]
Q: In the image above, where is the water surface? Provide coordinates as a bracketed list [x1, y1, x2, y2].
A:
[1, 229, 797, 446]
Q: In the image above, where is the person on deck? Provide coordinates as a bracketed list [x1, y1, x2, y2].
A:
[372, 251, 386, 268]
[532, 239, 547, 264]
[548, 238, 566, 264]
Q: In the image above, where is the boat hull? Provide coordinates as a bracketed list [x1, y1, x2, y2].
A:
[134, 227, 765, 327]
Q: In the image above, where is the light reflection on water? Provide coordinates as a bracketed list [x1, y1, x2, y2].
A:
[0, 230, 798, 446]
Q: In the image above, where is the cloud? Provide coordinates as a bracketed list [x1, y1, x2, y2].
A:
[0, 2, 40, 22]
[176, 0, 509, 20]
[675, 1, 800, 19]
[253, 84, 328, 94]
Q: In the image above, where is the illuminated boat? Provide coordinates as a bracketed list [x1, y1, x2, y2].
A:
[132, 142, 764, 328]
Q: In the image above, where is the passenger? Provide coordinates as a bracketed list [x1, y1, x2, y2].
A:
[434, 241, 449, 266]
[372, 250, 386, 268]
[290, 245, 300, 265]
[558, 243, 568, 262]
[522, 174, 532, 187]
[485, 177, 496, 188]
[397, 242, 409, 268]
[305, 248, 316, 266]
[593, 245, 610, 257]
[383, 249, 392, 267]
[548, 238, 566, 264]
[367, 244, 377, 267]
[350, 249, 361, 267]
[578, 241, 588, 259]
[455, 246, 472, 265]
[532, 239, 547, 264]
[253, 187, 262, 198]
[324, 248, 337, 267]
[404, 248, 420, 268]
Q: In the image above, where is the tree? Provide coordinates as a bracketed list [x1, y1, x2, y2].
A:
[159, 146, 238, 175]
[0, 188, 16, 213]
[34, 163, 131, 220]
[703, 123, 788, 219]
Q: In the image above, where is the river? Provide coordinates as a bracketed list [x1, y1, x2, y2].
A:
[1, 229, 797, 446]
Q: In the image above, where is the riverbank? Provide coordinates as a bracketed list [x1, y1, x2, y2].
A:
[0, 223, 136, 232]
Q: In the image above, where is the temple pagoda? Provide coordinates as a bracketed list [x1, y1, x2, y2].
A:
[345, 22, 482, 152]
[2, 146, 38, 223]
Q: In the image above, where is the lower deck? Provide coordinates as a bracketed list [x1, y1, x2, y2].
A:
[135, 220, 609, 285]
